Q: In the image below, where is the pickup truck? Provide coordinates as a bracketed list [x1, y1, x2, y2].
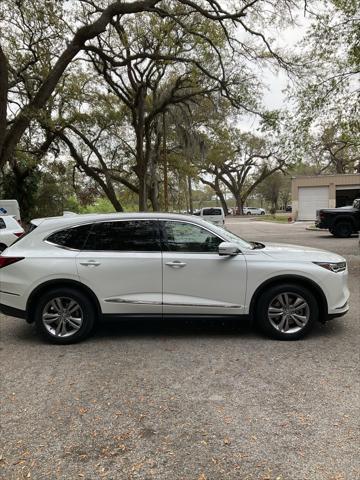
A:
[315, 198, 360, 237]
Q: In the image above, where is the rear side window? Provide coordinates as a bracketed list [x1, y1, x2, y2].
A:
[46, 224, 92, 250]
[0, 218, 5, 229]
[83, 220, 160, 251]
[202, 208, 222, 216]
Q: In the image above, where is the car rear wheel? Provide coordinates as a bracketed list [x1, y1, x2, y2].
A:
[332, 222, 353, 238]
[247, 212, 251, 215]
[34, 288, 96, 344]
[255, 284, 318, 340]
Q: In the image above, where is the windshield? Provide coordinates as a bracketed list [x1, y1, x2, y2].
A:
[207, 222, 253, 249]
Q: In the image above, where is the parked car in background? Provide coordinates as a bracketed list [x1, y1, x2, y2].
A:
[0, 216, 24, 252]
[243, 207, 266, 215]
[0, 213, 349, 344]
[316, 198, 360, 238]
[0, 199, 21, 222]
[285, 205, 292, 212]
[199, 207, 225, 225]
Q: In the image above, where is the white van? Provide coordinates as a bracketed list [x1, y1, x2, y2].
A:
[199, 207, 225, 225]
[0, 199, 21, 222]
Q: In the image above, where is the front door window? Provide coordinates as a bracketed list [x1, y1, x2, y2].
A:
[162, 221, 222, 253]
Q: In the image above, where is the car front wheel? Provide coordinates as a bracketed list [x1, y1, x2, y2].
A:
[34, 288, 96, 344]
[255, 284, 318, 340]
[332, 221, 353, 238]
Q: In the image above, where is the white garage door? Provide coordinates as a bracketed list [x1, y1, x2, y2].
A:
[298, 186, 329, 220]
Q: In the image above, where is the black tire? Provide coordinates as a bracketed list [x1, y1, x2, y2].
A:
[260, 211, 265, 215]
[255, 283, 318, 340]
[247, 212, 251, 215]
[332, 222, 353, 238]
[34, 287, 96, 344]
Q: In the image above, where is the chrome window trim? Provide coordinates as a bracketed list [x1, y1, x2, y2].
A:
[42, 217, 240, 254]
[44, 240, 82, 252]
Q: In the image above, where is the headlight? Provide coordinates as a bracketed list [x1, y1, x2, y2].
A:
[313, 261, 346, 273]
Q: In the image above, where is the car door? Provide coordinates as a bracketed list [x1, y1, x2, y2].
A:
[161, 220, 247, 316]
[76, 219, 162, 315]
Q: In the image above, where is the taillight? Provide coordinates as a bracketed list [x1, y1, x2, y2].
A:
[0, 257, 24, 268]
[14, 232, 24, 238]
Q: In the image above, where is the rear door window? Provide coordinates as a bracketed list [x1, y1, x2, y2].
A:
[83, 220, 161, 251]
[0, 218, 5, 229]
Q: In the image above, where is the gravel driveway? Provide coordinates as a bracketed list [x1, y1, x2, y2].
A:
[1, 219, 359, 480]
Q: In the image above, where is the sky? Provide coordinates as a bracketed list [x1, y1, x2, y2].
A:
[236, 18, 310, 132]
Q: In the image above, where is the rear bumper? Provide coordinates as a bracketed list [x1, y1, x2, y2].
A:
[0, 303, 27, 320]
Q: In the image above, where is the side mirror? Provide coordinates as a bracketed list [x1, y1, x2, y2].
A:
[218, 242, 240, 256]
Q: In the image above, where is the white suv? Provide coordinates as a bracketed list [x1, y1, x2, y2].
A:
[0, 213, 349, 344]
[243, 207, 266, 215]
[0, 216, 24, 252]
[199, 207, 225, 225]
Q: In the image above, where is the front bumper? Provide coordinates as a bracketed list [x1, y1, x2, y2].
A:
[327, 301, 349, 320]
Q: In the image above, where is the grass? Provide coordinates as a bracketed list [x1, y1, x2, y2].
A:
[251, 214, 292, 223]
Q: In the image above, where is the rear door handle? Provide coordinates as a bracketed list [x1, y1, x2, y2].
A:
[79, 260, 101, 267]
[166, 261, 187, 268]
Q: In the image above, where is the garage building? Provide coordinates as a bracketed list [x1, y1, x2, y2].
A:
[292, 174, 360, 221]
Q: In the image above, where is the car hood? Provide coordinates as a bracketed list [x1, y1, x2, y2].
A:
[259, 242, 345, 262]
[317, 207, 357, 214]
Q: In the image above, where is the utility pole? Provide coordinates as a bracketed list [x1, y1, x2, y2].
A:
[163, 112, 168, 211]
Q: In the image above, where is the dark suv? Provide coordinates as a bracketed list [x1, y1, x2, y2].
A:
[316, 198, 360, 238]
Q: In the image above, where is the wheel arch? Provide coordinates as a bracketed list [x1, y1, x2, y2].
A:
[249, 275, 328, 323]
[26, 279, 101, 323]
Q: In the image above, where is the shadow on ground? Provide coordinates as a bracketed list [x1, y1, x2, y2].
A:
[10, 313, 346, 345]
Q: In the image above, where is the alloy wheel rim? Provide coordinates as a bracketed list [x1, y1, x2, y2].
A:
[42, 297, 83, 338]
[268, 292, 310, 334]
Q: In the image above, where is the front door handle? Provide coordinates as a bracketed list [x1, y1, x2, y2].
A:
[166, 261, 187, 268]
[79, 260, 101, 267]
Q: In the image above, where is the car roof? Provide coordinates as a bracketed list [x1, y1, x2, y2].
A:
[30, 212, 214, 230]
[0, 215, 19, 223]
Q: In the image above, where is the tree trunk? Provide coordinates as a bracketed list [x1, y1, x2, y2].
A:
[2, 163, 39, 223]
[214, 177, 228, 214]
[235, 195, 243, 215]
[0, 45, 8, 159]
[149, 184, 159, 211]
[133, 86, 148, 211]
[188, 176, 193, 214]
